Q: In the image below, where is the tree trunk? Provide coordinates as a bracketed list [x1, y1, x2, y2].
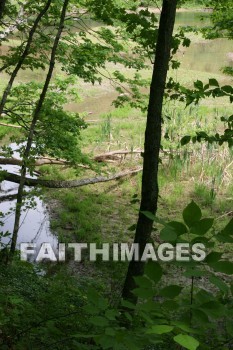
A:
[0, 0, 7, 20]
[121, 0, 178, 303]
[10, 0, 70, 255]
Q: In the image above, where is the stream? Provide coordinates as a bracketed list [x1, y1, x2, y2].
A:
[0, 144, 58, 251]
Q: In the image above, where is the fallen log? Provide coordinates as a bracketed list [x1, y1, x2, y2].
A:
[2, 168, 142, 188]
[94, 150, 143, 162]
[0, 193, 18, 202]
[93, 149, 193, 162]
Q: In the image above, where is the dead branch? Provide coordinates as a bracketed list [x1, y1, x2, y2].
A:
[2, 168, 142, 188]
[94, 150, 143, 162]
[0, 147, 194, 168]
[0, 157, 65, 166]
[0, 193, 18, 202]
[0, 122, 22, 128]
[93, 148, 193, 162]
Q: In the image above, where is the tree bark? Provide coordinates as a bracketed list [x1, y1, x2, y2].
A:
[10, 0, 69, 254]
[0, 0, 7, 20]
[121, 0, 178, 303]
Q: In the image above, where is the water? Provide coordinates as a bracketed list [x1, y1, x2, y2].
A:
[174, 12, 233, 75]
[0, 144, 58, 251]
[67, 12, 233, 115]
[1, 12, 232, 117]
[175, 11, 211, 27]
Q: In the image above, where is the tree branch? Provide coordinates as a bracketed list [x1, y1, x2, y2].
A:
[2, 168, 142, 188]
[0, 122, 22, 128]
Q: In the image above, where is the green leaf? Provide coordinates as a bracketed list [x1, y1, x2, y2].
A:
[184, 268, 206, 278]
[162, 300, 179, 311]
[172, 321, 199, 334]
[183, 37, 191, 47]
[222, 218, 233, 236]
[196, 290, 214, 304]
[147, 325, 174, 335]
[105, 309, 118, 321]
[191, 237, 213, 247]
[209, 275, 229, 294]
[221, 85, 233, 94]
[160, 285, 183, 299]
[226, 319, 233, 337]
[194, 80, 203, 90]
[121, 300, 136, 310]
[141, 211, 156, 221]
[144, 261, 163, 284]
[200, 301, 226, 319]
[128, 224, 137, 231]
[160, 226, 177, 242]
[96, 335, 115, 350]
[89, 316, 109, 327]
[133, 287, 154, 299]
[216, 232, 233, 243]
[183, 201, 202, 228]
[168, 221, 188, 236]
[192, 309, 209, 325]
[134, 276, 152, 289]
[174, 334, 200, 350]
[181, 135, 191, 146]
[191, 218, 214, 236]
[73, 334, 98, 339]
[105, 327, 116, 337]
[205, 252, 223, 264]
[86, 288, 108, 311]
[137, 300, 160, 313]
[208, 261, 233, 275]
[209, 78, 219, 87]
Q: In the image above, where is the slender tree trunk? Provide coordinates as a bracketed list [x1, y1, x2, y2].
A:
[10, 0, 70, 254]
[0, 0, 7, 20]
[0, 0, 52, 117]
[121, 0, 178, 303]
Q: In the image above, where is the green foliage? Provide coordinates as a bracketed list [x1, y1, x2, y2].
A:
[167, 78, 233, 147]
[203, 0, 233, 39]
[64, 203, 232, 349]
[1, 199, 233, 350]
[4, 76, 89, 165]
